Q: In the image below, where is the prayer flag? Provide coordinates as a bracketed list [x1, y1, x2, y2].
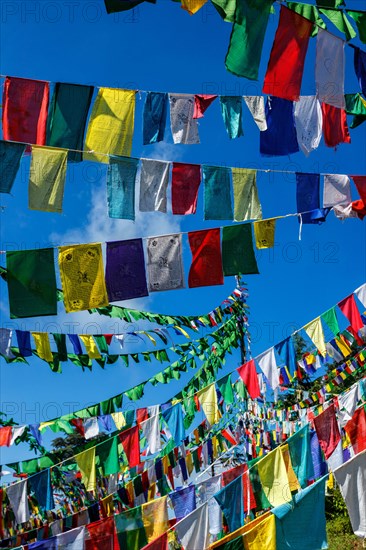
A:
[352, 176, 366, 204]
[162, 403, 185, 445]
[344, 407, 366, 455]
[171, 162, 201, 215]
[86, 517, 118, 549]
[181, 0, 207, 14]
[0, 426, 12, 447]
[319, 8, 357, 42]
[0, 141, 26, 193]
[139, 159, 169, 213]
[196, 475, 222, 535]
[198, 383, 221, 426]
[321, 307, 340, 336]
[286, 425, 314, 488]
[175, 503, 210, 550]
[243, 513, 276, 550]
[275, 337, 296, 378]
[169, 94, 199, 144]
[193, 94, 217, 118]
[355, 282, 366, 309]
[142, 496, 168, 542]
[76, 447, 96, 493]
[107, 156, 138, 219]
[6, 479, 30, 524]
[257, 446, 292, 507]
[217, 374, 234, 404]
[316, 29, 345, 109]
[79, 334, 101, 359]
[119, 426, 140, 467]
[105, 239, 148, 302]
[29, 469, 54, 510]
[313, 404, 341, 459]
[243, 96, 267, 131]
[286, 2, 325, 36]
[97, 437, 120, 476]
[347, 10, 366, 43]
[219, 96, 244, 139]
[56, 526, 85, 549]
[237, 359, 261, 399]
[338, 294, 364, 332]
[256, 347, 279, 390]
[140, 405, 161, 455]
[296, 172, 320, 223]
[188, 228, 223, 288]
[294, 96, 323, 156]
[115, 507, 148, 549]
[143, 92, 167, 145]
[28, 146, 67, 213]
[84, 88, 135, 163]
[58, 243, 108, 313]
[321, 103, 351, 148]
[214, 476, 243, 532]
[303, 317, 326, 356]
[0, 328, 14, 359]
[263, 6, 312, 101]
[323, 174, 351, 207]
[310, 430, 328, 480]
[260, 97, 299, 156]
[203, 165, 233, 220]
[170, 485, 196, 521]
[253, 219, 276, 249]
[222, 224, 259, 276]
[232, 168, 261, 221]
[147, 234, 184, 292]
[32, 332, 53, 363]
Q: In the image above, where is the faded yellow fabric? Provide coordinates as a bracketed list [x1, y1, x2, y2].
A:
[280, 445, 301, 492]
[212, 436, 219, 459]
[304, 317, 326, 357]
[59, 243, 109, 313]
[186, 453, 194, 475]
[243, 513, 276, 550]
[232, 168, 262, 222]
[197, 383, 221, 426]
[32, 332, 53, 363]
[111, 412, 126, 430]
[335, 336, 352, 357]
[79, 335, 102, 359]
[209, 512, 272, 548]
[253, 218, 276, 249]
[84, 88, 135, 163]
[181, 0, 207, 14]
[29, 146, 67, 213]
[257, 446, 292, 507]
[75, 447, 96, 493]
[148, 482, 156, 501]
[162, 455, 169, 475]
[100, 494, 114, 517]
[125, 481, 134, 506]
[141, 496, 168, 542]
[327, 472, 334, 490]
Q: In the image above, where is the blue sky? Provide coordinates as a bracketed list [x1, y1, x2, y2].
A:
[0, 0, 365, 470]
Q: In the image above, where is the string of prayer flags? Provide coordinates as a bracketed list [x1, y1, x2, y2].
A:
[243, 96, 267, 131]
[46, 83, 94, 162]
[316, 30, 345, 109]
[107, 156, 138, 219]
[147, 234, 185, 292]
[119, 425, 140, 467]
[171, 163, 201, 215]
[323, 174, 351, 207]
[203, 165, 233, 221]
[263, 6, 313, 102]
[260, 97, 299, 156]
[293, 96, 323, 156]
[84, 88, 135, 163]
[338, 294, 364, 332]
[0, 141, 26, 194]
[139, 159, 170, 213]
[222, 224, 259, 276]
[169, 94, 199, 144]
[6, 248, 57, 318]
[253, 219, 276, 249]
[225, 0, 273, 80]
[321, 103, 351, 148]
[313, 403, 341, 459]
[237, 359, 261, 399]
[232, 168, 261, 222]
[193, 94, 217, 119]
[219, 96, 244, 139]
[2, 77, 49, 146]
[175, 503, 210, 550]
[143, 92, 168, 145]
[188, 229, 223, 288]
[28, 146, 68, 213]
[105, 239, 148, 302]
[347, 10, 366, 43]
[58, 243, 109, 313]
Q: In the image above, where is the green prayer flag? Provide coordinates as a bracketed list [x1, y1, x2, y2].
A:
[125, 383, 145, 401]
[235, 379, 247, 400]
[287, 2, 326, 36]
[211, 0, 237, 21]
[157, 476, 171, 496]
[248, 459, 272, 510]
[38, 455, 57, 469]
[6, 249, 57, 319]
[316, 0, 344, 7]
[101, 398, 116, 415]
[321, 307, 340, 336]
[97, 437, 120, 476]
[52, 333, 68, 361]
[222, 224, 259, 276]
[115, 507, 148, 550]
[345, 93, 366, 128]
[21, 459, 39, 474]
[93, 335, 108, 354]
[347, 10, 366, 43]
[193, 449, 201, 473]
[225, 0, 274, 80]
[217, 374, 234, 404]
[319, 8, 356, 41]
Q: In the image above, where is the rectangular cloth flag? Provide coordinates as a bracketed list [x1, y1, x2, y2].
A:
[97, 436, 120, 476]
[115, 507, 148, 550]
[321, 103, 351, 148]
[260, 97, 299, 156]
[256, 446, 292, 507]
[28, 146, 68, 213]
[243, 96, 267, 131]
[107, 156, 138, 219]
[169, 94, 199, 144]
[344, 407, 366, 455]
[175, 503, 210, 550]
[0, 141, 26, 193]
[139, 159, 170, 212]
[214, 475, 243, 532]
[296, 172, 320, 223]
[147, 234, 184, 292]
[286, 424, 314, 488]
[225, 0, 273, 80]
[2, 77, 49, 145]
[313, 403, 341, 459]
[203, 165, 233, 220]
[196, 475, 222, 535]
[237, 359, 261, 399]
[143, 92, 168, 145]
[172, 162, 201, 215]
[141, 496, 169, 543]
[75, 447, 96, 493]
[197, 383, 221, 426]
[86, 517, 118, 549]
[162, 403, 185, 445]
[58, 243, 109, 313]
[323, 174, 351, 207]
[188, 228, 223, 288]
[294, 96, 323, 156]
[0, 328, 14, 359]
[253, 219, 276, 249]
[28, 469, 54, 510]
[222, 224, 259, 276]
[338, 294, 364, 332]
[46, 83, 94, 162]
[105, 239, 148, 302]
[140, 405, 161, 455]
[6, 248, 57, 318]
[56, 526, 85, 549]
[79, 336, 101, 359]
[119, 425, 140, 467]
[84, 88, 135, 163]
[303, 317, 326, 356]
[193, 94, 217, 118]
[169, 485, 196, 521]
[354, 47, 366, 96]
[219, 96, 244, 139]
[232, 168, 261, 221]
[263, 6, 313, 101]
[256, 347, 279, 390]
[6, 479, 30, 525]
[316, 29, 345, 109]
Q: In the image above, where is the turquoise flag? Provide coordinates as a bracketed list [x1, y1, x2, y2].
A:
[214, 475, 243, 532]
[203, 165, 233, 220]
[287, 425, 314, 488]
[220, 96, 244, 139]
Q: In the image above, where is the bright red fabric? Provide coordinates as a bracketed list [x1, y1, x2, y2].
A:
[351, 199, 366, 220]
[0, 426, 12, 447]
[86, 517, 118, 550]
[70, 418, 85, 436]
[2, 76, 49, 146]
[119, 426, 140, 467]
[237, 359, 261, 399]
[136, 408, 148, 426]
[188, 229, 223, 288]
[321, 103, 351, 148]
[193, 94, 217, 119]
[222, 428, 236, 446]
[313, 403, 341, 459]
[344, 406, 366, 455]
[263, 6, 313, 101]
[172, 163, 201, 215]
[351, 176, 366, 203]
[141, 533, 168, 550]
[338, 294, 364, 332]
[222, 464, 256, 511]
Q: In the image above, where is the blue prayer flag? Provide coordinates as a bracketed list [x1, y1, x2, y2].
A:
[214, 475, 243, 532]
[260, 97, 299, 156]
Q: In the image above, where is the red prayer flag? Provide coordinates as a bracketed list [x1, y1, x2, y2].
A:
[351, 176, 366, 203]
[70, 418, 85, 437]
[263, 6, 313, 101]
[2, 76, 49, 146]
[313, 403, 341, 459]
[222, 428, 237, 446]
[86, 517, 118, 550]
[351, 199, 366, 220]
[141, 533, 168, 550]
[344, 406, 366, 455]
[222, 464, 256, 510]
[188, 229, 223, 288]
[104, 334, 114, 345]
[193, 94, 217, 119]
[237, 359, 261, 399]
[136, 408, 148, 426]
[338, 294, 364, 332]
[119, 426, 140, 467]
[172, 163, 201, 215]
[0, 426, 12, 447]
[321, 103, 351, 148]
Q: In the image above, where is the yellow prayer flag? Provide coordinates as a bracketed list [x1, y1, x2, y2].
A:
[173, 325, 190, 338]
[125, 480, 134, 506]
[75, 447, 96, 493]
[197, 383, 221, 426]
[257, 446, 292, 507]
[181, 0, 207, 14]
[148, 482, 156, 501]
[280, 445, 300, 492]
[360, 95, 366, 109]
[84, 88, 135, 163]
[304, 317, 326, 357]
[212, 436, 219, 459]
[209, 512, 272, 549]
[186, 453, 194, 476]
[111, 412, 126, 430]
[29, 146, 68, 213]
[335, 336, 352, 357]
[100, 494, 114, 517]
[243, 513, 276, 550]
[253, 218, 276, 249]
[32, 332, 53, 363]
[59, 243, 109, 313]
[232, 168, 262, 222]
[79, 335, 102, 359]
[142, 495, 168, 542]
[161, 455, 169, 475]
